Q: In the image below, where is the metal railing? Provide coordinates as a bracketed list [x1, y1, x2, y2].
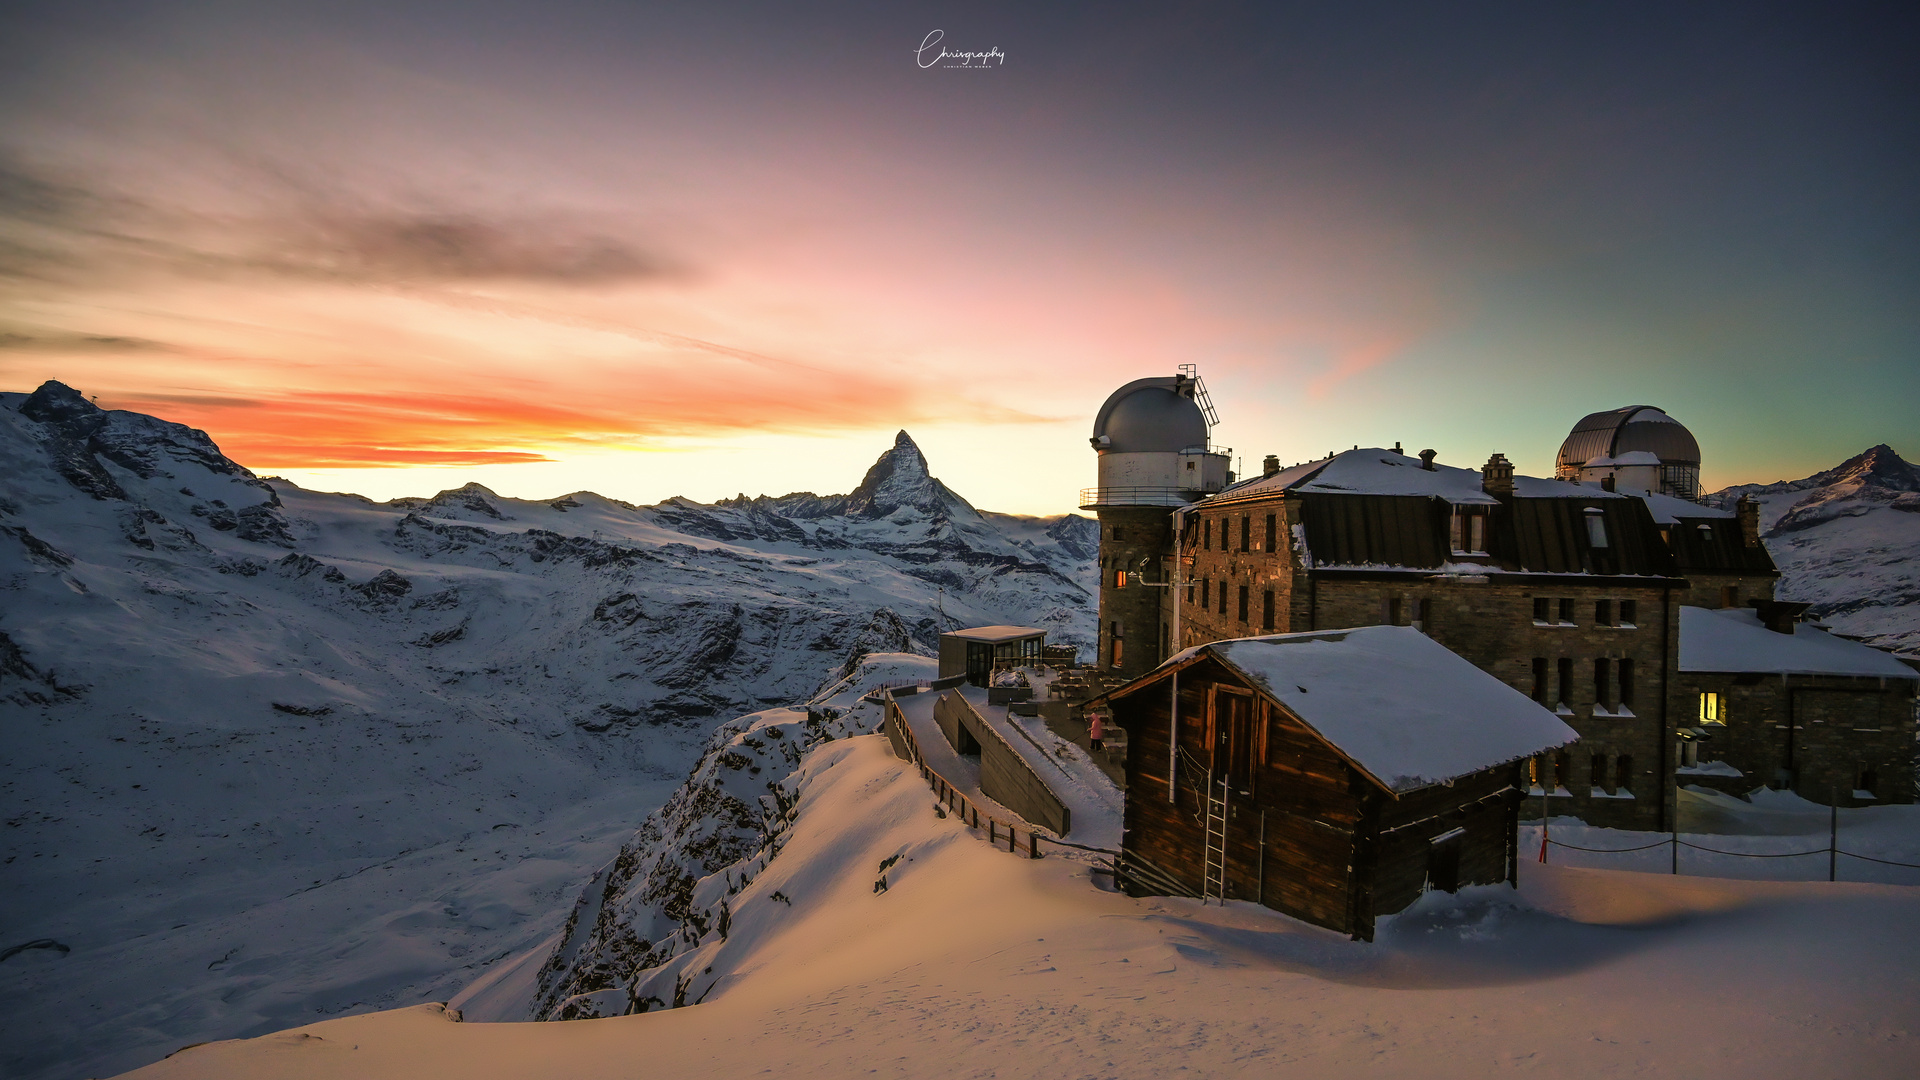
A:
[1079, 486, 1214, 509]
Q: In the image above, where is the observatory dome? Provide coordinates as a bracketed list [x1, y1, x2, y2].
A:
[1555, 405, 1703, 500]
[1091, 378, 1209, 454]
[1557, 406, 1701, 471]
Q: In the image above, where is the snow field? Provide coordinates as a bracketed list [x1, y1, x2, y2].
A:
[131, 734, 1920, 1080]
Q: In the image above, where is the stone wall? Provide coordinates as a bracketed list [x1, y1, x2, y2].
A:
[1096, 506, 1177, 678]
[1679, 672, 1916, 806]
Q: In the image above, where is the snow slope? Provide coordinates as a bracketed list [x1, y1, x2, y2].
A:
[127, 734, 1920, 1080]
[1707, 444, 1920, 654]
[0, 382, 1094, 1080]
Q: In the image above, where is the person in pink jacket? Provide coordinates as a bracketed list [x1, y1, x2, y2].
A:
[1087, 710, 1105, 752]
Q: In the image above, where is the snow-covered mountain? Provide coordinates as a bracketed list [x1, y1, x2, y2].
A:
[1706, 444, 1920, 654]
[0, 382, 1095, 1080]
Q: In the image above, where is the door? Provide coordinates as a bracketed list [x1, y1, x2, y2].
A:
[1212, 688, 1255, 794]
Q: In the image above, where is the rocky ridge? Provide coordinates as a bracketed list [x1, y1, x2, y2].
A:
[1706, 443, 1920, 654]
[0, 381, 1094, 1080]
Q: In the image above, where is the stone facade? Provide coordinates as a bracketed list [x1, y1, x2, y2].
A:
[1094, 506, 1176, 680]
[1677, 672, 1916, 807]
[1178, 496, 1680, 828]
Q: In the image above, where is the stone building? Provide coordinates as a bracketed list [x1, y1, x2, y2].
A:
[1080, 369, 1231, 680]
[1085, 386, 1913, 824]
[1676, 603, 1917, 806]
[1174, 445, 1686, 829]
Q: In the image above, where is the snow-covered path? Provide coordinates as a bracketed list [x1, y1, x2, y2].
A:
[128, 736, 1920, 1080]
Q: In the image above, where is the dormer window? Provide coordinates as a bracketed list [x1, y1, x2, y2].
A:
[1449, 506, 1488, 554]
[1584, 507, 1609, 548]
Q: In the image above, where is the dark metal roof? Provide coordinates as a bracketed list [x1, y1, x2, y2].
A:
[1664, 516, 1779, 576]
[1291, 492, 1681, 577]
[1557, 406, 1702, 470]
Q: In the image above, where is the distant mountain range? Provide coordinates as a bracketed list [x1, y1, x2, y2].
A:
[1706, 443, 1920, 655]
[0, 381, 1095, 1080]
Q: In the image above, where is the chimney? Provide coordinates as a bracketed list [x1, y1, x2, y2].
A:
[1418, 449, 1437, 471]
[1481, 453, 1515, 495]
[1738, 494, 1761, 547]
[1262, 454, 1280, 478]
[1392, 441, 1403, 454]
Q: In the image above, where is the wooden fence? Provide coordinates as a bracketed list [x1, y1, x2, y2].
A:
[885, 697, 1057, 859]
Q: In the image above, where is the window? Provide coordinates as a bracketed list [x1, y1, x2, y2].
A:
[1237, 584, 1249, 623]
[1533, 597, 1551, 623]
[1594, 658, 1612, 708]
[1699, 692, 1724, 724]
[1112, 526, 1126, 542]
[1219, 581, 1228, 615]
[1860, 766, 1878, 796]
[1240, 516, 1251, 552]
[1201, 579, 1210, 609]
[1595, 599, 1614, 626]
[1262, 589, 1275, 631]
[1619, 599, 1637, 626]
[1414, 598, 1430, 630]
[1584, 507, 1609, 548]
[1558, 598, 1576, 625]
[1557, 657, 1574, 708]
[1615, 755, 1633, 793]
[1203, 518, 1211, 550]
[1619, 659, 1635, 706]
[1554, 753, 1569, 791]
[1110, 621, 1123, 667]
[1385, 596, 1404, 625]
[1114, 570, 1127, 588]
[1531, 657, 1548, 702]
[1264, 513, 1277, 553]
[1721, 585, 1739, 608]
[1186, 579, 1194, 604]
[1450, 506, 1488, 554]
[1590, 753, 1608, 792]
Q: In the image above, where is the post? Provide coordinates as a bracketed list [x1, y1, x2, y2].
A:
[1671, 816, 1679, 875]
[1257, 809, 1267, 906]
[1538, 786, 1549, 863]
[1830, 786, 1838, 883]
[1029, 833, 1040, 859]
[989, 820, 996, 845]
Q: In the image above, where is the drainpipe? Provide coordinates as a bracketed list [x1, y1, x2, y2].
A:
[1169, 504, 1186, 802]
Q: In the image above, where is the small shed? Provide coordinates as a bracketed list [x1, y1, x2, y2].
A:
[1096, 625, 1578, 940]
[1678, 605, 1917, 805]
[938, 626, 1047, 688]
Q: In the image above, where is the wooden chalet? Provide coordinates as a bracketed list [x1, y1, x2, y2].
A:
[1095, 625, 1578, 941]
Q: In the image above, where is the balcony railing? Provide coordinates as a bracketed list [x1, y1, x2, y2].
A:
[1079, 486, 1211, 509]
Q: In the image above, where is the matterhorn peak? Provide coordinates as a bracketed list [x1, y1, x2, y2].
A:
[843, 430, 976, 519]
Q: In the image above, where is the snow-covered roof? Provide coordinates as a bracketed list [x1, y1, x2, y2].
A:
[1211, 448, 1630, 506]
[1678, 607, 1917, 679]
[1635, 490, 1732, 525]
[941, 625, 1046, 643]
[1126, 626, 1578, 794]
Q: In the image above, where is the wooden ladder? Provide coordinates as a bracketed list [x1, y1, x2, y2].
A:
[1201, 773, 1229, 903]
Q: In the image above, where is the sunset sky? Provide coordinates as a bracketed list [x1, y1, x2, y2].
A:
[1, 2, 1913, 515]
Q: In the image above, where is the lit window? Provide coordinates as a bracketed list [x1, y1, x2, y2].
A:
[1584, 507, 1609, 548]
[1699, 692, 1724, 724]
[1115, 570, 1127, 589]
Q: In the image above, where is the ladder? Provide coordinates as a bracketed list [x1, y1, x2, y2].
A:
[1201, 773, 1229, 903]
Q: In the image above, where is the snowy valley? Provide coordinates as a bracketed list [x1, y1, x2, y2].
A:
[0, 382, 1091, 1080]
